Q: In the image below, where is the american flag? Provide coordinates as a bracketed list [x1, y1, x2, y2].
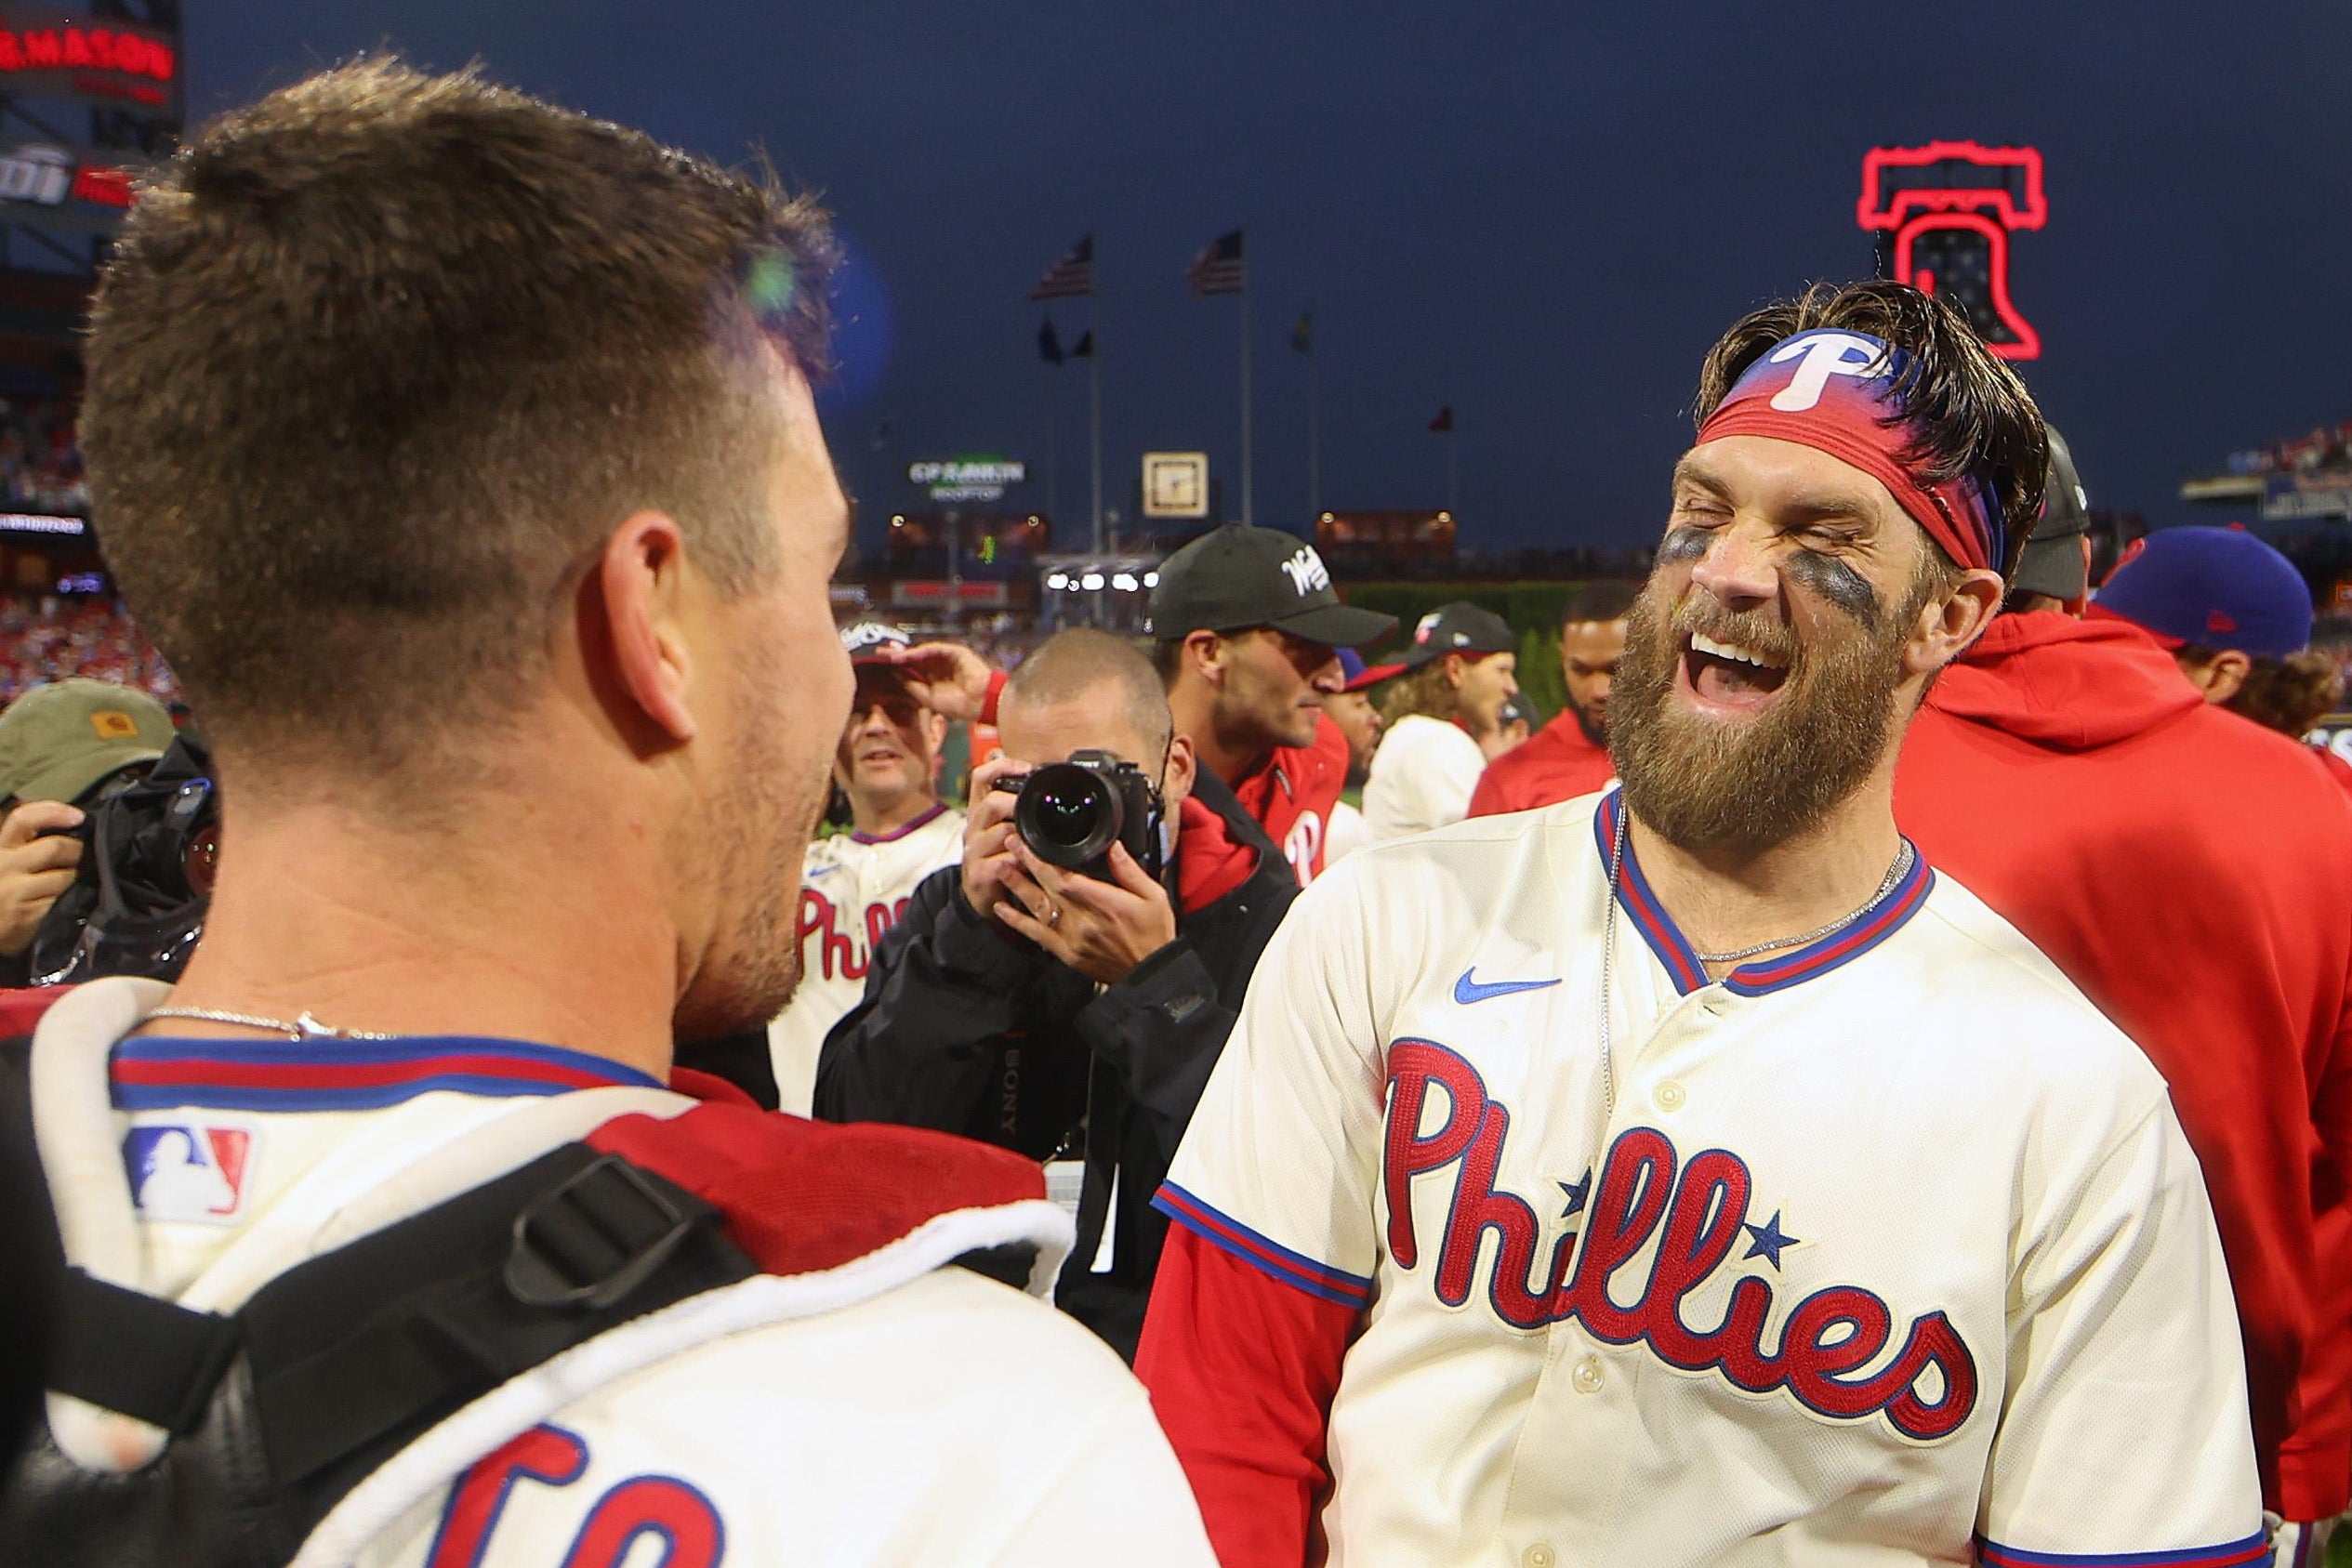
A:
[1186, 229, 1246, 296]
[1029, 235, 1094, 301]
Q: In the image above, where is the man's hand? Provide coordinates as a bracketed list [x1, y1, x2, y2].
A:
[960, 754, 1032, 925]
[879, 641, 996, 721]
[996, 840, 1178, 986]
[0, 801, 84, 957]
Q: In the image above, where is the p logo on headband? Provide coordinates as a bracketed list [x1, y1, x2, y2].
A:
[1765, 332, 1889, 414]
[1696, 328, 2006, 574]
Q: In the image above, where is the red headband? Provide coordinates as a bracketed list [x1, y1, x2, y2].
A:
[1694, 330, 2007, 574]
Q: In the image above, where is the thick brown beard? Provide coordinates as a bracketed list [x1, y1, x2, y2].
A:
[1608, 583, 1915, 856]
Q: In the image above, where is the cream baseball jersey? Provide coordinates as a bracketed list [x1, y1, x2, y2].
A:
[768, 803, 963, 1113]
[1157, 790, 2263, 1566]
[25, 979, 1215, 1568]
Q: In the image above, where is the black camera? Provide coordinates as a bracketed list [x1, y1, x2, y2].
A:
[994, 749, 1164, 883]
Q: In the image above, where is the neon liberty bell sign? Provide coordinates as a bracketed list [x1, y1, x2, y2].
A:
[1859, 141, 2045, 361]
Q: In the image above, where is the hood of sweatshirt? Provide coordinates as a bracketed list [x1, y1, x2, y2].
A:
[1924, 610, 2204, 752]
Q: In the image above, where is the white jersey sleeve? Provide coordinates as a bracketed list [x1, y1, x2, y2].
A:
[1361, 715, 1487, 842]
[1156, 857, 1388, 1306]
[357, 1268, 1216, 1568]
[1976, 1097, 2265, 1562]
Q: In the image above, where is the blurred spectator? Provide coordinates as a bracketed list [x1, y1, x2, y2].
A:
[1362, 600, 1516, 840]
[2092, 526, 2351, 789]
[762, 622, 963, 1113]
[1468, 578, 1632, 818]
[1317, 651, 1387, 868]
[1479, 694, 1534, 761]
[0, 595, 180, 706]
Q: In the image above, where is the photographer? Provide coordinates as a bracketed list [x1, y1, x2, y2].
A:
[815, 627, 1296, 1360]
[0, 679, 178, 984]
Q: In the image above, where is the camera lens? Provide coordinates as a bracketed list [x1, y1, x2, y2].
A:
[1015, 763, 1124, 869]
[1030, 782, 1103, 848]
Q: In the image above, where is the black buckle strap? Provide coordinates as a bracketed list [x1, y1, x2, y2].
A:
[506, 1153, 711, 1310]
[48, 1268, 242, 1435]
[243, 1147, 751, 1493]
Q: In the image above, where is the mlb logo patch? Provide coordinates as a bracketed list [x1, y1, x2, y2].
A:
[124, 1121, 256, 1223]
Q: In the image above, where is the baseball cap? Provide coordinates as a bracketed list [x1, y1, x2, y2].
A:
[0, 679, 174, 806]
[839, 621, 915, 665]
[2009, 425, 2091, 601]
[1147, 525, 1396, 648]
[1399, 601, 1516, 669]
[1336, 647, 1402, 692]
[2092, 526, 2312, 658]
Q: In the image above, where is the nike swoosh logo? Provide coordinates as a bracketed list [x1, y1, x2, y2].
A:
[1453, 968, 1563, 1005]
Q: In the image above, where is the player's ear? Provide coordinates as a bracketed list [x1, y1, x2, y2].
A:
[1186, 629, 1226, 686]
[1161, 731, 1196, 808]
[576, 509, 699, 751]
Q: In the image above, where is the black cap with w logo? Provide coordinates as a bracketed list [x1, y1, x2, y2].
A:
[1146, 525, 1396, 648]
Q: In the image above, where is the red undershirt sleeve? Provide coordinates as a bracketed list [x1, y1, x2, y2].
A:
[1136, 1227, 1355, 1568]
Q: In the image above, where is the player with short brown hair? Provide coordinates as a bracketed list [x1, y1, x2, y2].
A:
[5, 59, 1210, 1567]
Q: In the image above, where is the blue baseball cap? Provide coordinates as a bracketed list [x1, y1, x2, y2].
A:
[2092, 526, 2312, 658]
[1336, 646, 1402, 693]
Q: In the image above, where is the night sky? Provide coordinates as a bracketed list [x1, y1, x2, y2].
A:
[189, 3, 2352, 555]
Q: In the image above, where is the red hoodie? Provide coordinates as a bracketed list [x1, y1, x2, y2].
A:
[1896, 611, 2352, 1521]
[1466, 709, 1615, 818]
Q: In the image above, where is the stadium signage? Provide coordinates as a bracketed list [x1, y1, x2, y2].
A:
[2262, 472, 2352, 523]
[0, 7, 179, 114]
[0, 511, 86, 535]
[0, 140, 133, 223]
[907, 457, 1025, 504]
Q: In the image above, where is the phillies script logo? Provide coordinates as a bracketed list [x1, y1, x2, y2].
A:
[797, 890, 910, 982]
[1383, 1039, 1977, 1442]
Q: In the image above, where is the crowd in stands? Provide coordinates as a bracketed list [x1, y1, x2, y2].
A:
[0, 595, 178, 706]
[0, 398, 87, 516]
[2226, 419, 2352, 478]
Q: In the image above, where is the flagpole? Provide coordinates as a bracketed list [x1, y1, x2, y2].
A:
[1238, 269, 1253, 528]
[1446, 425, 1459, 515]
[1089, 292, 1103, 557]
[1042, 358, 1059, 525]
[1307, 316, 1321, 522]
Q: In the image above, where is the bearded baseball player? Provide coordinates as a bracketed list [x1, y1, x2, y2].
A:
[1137, 282, 2263, 1566]
[0, 62, 1212, 1567]
[766, 622, 964, 1114]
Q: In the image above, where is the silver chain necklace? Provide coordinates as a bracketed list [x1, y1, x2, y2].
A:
[1595, 805, 1913, 1113]
[1688, 840, 1914, 964]
[144, 1007, 396, 1042]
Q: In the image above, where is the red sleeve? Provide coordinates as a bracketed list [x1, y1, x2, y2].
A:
[1136, 1227, 1355, 1567]
[2289, 979, 2352, 1518]
[1465, 763, 1515, 819]
[979, 668, 1010, 728]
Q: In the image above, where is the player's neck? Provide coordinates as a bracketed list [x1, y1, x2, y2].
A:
[851, 787, 939, 839]
[149, 790, 679, 1080]
[1623, 767, 1905, 974]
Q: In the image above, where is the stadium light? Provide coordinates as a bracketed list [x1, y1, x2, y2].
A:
[1080, 572, 1106, 591]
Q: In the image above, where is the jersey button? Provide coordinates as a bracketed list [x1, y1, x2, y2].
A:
[1523, 1545, 1557, 1568]
[1570, 1355, 1604, 1395]
[1655, 1080, 1686, 1112]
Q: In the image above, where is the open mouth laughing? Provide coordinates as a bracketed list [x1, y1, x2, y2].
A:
[1678, 628, 1792, 713]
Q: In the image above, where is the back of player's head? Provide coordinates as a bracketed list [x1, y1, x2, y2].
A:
[83, 59, 837, 784]
[1690, 281, 2047, 580]
[1004, 628, 1173, 761]
[1564, 581, 1637, 626]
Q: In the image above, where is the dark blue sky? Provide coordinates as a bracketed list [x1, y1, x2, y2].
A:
[190, 3, 2352, 554]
